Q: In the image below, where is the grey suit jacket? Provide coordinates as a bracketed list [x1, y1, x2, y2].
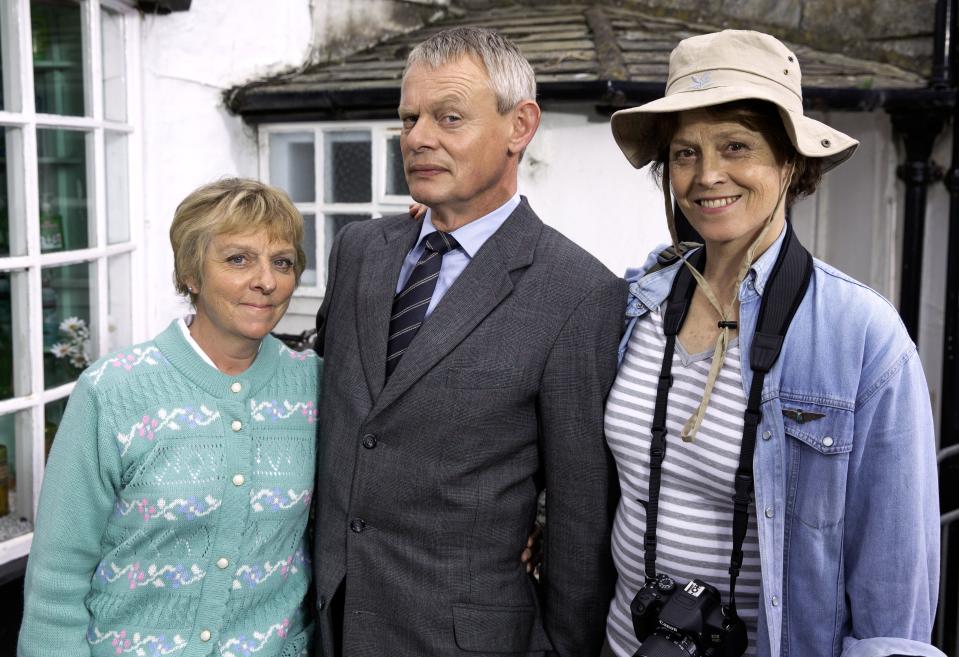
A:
[313, 199, 625, 657]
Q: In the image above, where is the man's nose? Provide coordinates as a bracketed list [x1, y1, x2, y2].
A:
[405, 117, 436, 151]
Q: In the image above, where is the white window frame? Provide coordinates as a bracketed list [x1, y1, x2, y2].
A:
[0, 0, 143, 566]
[258, 120, 412, 298]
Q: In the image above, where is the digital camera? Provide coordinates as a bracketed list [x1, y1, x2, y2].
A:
[630, 574, 747, 657]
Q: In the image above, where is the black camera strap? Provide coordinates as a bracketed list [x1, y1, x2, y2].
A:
[643, 223, 812, 617]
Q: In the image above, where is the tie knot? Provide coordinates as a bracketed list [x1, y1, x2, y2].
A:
[424, 231, 459, 255]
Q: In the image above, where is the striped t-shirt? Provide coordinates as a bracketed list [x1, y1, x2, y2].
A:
[604, 307, 761, 657]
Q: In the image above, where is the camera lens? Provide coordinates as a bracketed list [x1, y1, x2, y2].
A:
[635, 633, 699, 657]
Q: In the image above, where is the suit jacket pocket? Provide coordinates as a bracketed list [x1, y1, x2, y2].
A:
[452, 604, 553, 653]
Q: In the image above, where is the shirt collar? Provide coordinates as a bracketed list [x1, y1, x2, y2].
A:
[420, 192, 521, 258]
[626, 222, 789, 316]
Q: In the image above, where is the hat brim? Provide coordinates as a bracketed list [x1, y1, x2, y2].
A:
[611, 86, 858, 173]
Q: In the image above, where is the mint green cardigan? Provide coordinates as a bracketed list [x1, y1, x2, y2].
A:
[19, 321, 321, 657]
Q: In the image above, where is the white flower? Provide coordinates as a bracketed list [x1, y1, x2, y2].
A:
[59, 316, 85, 334]
[50, 342, 70, 358]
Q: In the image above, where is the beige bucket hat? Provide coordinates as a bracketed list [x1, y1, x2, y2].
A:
[610, 29, 858, 172]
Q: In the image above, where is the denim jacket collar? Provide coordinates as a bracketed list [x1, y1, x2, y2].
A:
[625, 224, 788, 318]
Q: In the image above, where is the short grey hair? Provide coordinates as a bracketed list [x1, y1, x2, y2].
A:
[405, 26, 537, 114]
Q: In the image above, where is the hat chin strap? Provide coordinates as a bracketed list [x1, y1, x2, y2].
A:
[662, 162, 793, 442]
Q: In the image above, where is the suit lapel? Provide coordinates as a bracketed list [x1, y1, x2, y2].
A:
[355, 217, 421, 401]
[369, 200, 542, 417]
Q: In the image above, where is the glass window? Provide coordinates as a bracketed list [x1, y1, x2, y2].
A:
[0, 412, 15, 516]
[270, 132, 314, 203]
[265, 124, 413, 290]
[42, 262, 91, 389]
[0, 128, 9, 258]
[107, 253, 131, 352]
[32, 0, 86, 117]
[100, 8, 126, 122]
[105, 131, 129, 244]
[386, 135, 409, 196]
[0, 271, 12, 402]
[301, 212, 316, 286]
[43, 397, 67, 462]
[325, 131, 371, 203]
[37, 128, 90, 252]
[0, 0, 138, 562]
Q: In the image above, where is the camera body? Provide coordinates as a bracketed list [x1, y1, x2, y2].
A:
[630, 575, 747, 657]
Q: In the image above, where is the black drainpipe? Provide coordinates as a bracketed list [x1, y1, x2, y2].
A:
[940, 0, 959, 454]
[889, 110, 945, 342]
[936, 0, 959, 651]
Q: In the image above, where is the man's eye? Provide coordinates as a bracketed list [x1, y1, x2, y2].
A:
[401, 116, 416, 129]
[441, 114, 461, 124]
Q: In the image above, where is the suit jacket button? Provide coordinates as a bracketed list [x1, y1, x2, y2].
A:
[362, 434, 377, 449]
[350, 518, 366, 533]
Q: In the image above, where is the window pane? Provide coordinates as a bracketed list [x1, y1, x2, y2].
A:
[301, 212, 316, 286]
[107, 253, 131, 351]
[386, 135, 409, 196]
[105, 131, 129, 244]
[0, 272, 12, 402]
[42, 262, 91, 389]
[101, 8, 126, 122]
[38, 128, 90, 252]
[0, 413, 15, 519]
[270, 132, 314, 203]
[325, 132, 371, 203]
[44, 396, 67, 462]
[32, 0, 86, 117]
[0, 128, 9, 257]
[325, 214, 370, 272]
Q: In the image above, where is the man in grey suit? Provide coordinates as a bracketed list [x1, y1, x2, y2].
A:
[314, 26, 625, 657]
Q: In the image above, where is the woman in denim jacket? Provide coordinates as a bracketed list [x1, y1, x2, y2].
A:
[601, 30, 942, 657]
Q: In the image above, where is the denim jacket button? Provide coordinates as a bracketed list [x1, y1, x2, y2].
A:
[762, 430, 772, 440]
[764, 506, 775, 518]
[822, 436, 834, 447]
[771, 596, 779, 607]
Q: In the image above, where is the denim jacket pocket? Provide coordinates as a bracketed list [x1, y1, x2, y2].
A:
[781, 398, 854, 530]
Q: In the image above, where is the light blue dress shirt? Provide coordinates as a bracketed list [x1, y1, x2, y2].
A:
[394, 193, 521, 317]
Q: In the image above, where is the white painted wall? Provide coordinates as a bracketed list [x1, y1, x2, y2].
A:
[138, 1, 313, 334]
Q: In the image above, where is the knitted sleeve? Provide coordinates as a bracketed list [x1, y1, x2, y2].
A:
[18, 373, 121, 656]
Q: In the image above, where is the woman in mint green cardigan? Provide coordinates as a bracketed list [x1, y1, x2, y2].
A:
[19, 178, 320, 657]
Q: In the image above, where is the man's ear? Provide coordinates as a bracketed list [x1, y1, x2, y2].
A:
[507, 99, 541, 155]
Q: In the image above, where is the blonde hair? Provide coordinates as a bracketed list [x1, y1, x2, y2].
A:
[169, 178, 306, 303]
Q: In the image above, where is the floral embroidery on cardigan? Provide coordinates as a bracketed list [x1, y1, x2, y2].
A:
[116, 406, 220, 456]
[249, 488, 312, 512]
[231, 547, 309, 589]
[113, 495, 221, 522]
[249, 399, 318, 423]
[218, 617, 293, 656]
[88, 347, 165, 385]
[87, 626, 187, 655]
[96, 562, 206, 590]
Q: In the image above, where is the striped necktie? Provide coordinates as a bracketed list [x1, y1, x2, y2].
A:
[386, 230, 460, 378]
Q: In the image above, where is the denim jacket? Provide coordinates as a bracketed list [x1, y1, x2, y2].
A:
[618, 229, 943, 657]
